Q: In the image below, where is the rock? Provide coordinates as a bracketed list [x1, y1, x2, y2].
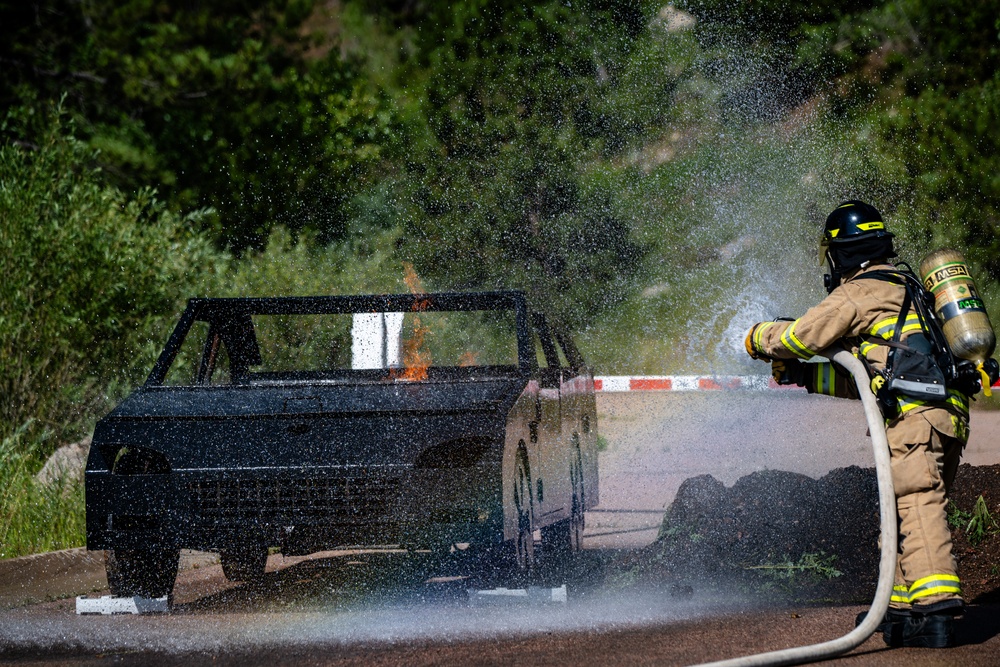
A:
[35, 437, 91, 488]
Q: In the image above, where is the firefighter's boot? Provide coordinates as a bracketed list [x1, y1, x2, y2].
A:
[883, 612, 956, 648]
[855, 608, 909, 637]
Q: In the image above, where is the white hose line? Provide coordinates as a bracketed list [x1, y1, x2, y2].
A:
[689, 349, 897, 667]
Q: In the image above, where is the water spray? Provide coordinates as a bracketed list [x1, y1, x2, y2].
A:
[690, 347, 897, 667]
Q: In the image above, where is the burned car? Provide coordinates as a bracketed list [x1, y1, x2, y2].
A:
[85, 291, 598, 597]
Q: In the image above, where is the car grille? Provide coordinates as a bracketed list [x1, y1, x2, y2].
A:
[187, 476, 401, 522]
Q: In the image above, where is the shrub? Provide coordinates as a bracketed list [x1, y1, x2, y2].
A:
[0, 109, 228, 450]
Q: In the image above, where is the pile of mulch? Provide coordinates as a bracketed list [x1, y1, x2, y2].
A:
[632, 463, 1000, 605]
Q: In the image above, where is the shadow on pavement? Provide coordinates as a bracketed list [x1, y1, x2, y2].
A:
[956, 604, 1000, 646]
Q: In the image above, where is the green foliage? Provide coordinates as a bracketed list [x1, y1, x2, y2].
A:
[865, 78, 1000, 281]
[947, 500, 974, 530]
[965, 496, 999, 546]
[0, 422, 85, 559]
[680, 0, 875, 43]
[0, 0, 396, 251]
[222, 225, 410, 297]
[0, 109, 228, 447]
[948, 496, 999, 546]
[387, 1, 678, 326]
[783, 1, 1000, 283]
[746, 551, 843, 595]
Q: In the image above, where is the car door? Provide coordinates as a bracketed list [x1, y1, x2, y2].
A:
[530, 314, 568, 525]
[551, 326, 597, 510]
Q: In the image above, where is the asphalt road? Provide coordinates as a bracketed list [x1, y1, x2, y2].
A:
[2, 392, 999, 666]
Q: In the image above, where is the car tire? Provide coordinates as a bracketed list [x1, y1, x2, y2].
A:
[511, 451, 536, 582]
[466, 451, 536, 588]
[106, 548, 179, 599]
[220, 546, 269, 582]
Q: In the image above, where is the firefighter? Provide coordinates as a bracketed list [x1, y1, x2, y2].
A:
[744, 200, 969, 649]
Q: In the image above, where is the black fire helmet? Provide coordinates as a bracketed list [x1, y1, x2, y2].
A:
[820, 200, 896, 292]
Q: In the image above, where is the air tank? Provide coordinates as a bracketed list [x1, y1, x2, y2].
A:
[919, 248, 996, 363]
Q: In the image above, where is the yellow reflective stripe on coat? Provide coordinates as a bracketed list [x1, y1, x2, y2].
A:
[753, 322, 774, 352]
[859, 340, 879, 357]
[780, 321, 816, 360]
[869, 313, 923, 340]
[897, 390, 970, 416]
[908, 574, 961, 601]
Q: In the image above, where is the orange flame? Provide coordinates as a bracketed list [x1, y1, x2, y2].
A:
[403, 261, 425, 295]
[393, 262, 431, 381]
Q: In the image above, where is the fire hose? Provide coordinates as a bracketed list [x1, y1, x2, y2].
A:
[690, 347, 898, 667]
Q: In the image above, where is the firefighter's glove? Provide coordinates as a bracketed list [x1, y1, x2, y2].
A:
[771, 359, 805, 386]
[745, 323, 772, 362]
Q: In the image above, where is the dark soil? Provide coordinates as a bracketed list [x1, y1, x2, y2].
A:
[949, 464, 1000, 602]
[629, 463, 1000, 605]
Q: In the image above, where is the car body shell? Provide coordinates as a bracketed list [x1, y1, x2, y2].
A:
[85, 291, 598, 557]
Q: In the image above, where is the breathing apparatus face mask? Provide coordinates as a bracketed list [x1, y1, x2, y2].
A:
[819, 235, 896, 293]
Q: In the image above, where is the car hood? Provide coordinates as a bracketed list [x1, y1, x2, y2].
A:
[107, 377, 526, 419]
[90, 378, 528, 470]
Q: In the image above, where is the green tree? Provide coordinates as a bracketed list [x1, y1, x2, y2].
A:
[365, 1, 666, 325]
[674, 0, 1000, 284]
[0, 0, 394, 251]
[790, 0, 1000, 281]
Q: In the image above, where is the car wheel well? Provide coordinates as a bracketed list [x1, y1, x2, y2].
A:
[104, 445, 171, 475]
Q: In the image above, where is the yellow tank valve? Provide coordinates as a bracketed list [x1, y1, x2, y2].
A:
[978, 362, 994, 398]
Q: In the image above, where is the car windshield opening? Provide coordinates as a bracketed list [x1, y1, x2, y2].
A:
[163, 308, 520, 386]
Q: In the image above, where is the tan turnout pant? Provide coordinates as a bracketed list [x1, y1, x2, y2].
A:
[886, 407, 965, 610]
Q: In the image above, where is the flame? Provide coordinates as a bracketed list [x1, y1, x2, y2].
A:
[403, 261, 425, 294]
[393, 262, 431, 381]
[396, 320, 431, 381]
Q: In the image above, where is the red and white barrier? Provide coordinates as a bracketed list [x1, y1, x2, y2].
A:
[594, 375, 775, 392]
[593, 375, 1000, 392]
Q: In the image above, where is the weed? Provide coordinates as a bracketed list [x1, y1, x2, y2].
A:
[749, 552, 843, 579]
[746, 552, 843, 595]
[965, 495, 999, 546]
[596, 434, 610, 453]
[604, 565, 643, 590]
[657, 518, 702, 543]
[947, 500, 973, 530]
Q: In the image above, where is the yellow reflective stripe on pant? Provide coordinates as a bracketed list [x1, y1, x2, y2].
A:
[908, 574, 961, 602]
[891, 584, 911, 605]
[812, 363, 836, 396]
[780, 321, 815, 360]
